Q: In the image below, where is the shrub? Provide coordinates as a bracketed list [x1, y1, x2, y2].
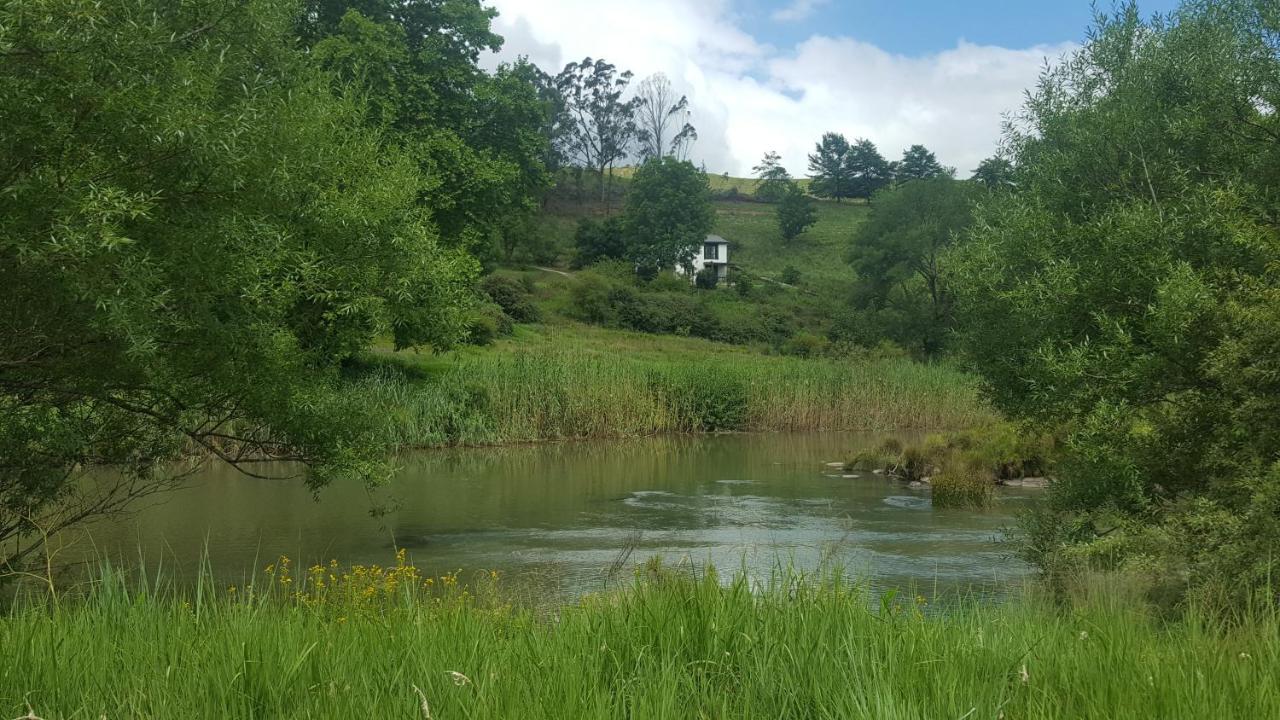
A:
[780, 332, 829, 358]
[463, 302, 513, 345]
[694, 267, 719, 290]
[779, 265, 802, 286]
[572, 217, 627, 269]
[735, 274, 753, 298]
[568, 272, 619, 324]
[932, 457, 997, 509]
[648, 271, 691, 293]
[480, 274, 541, 323]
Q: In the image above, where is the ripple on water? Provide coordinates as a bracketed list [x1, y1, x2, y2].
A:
[882, 496, 932, 511]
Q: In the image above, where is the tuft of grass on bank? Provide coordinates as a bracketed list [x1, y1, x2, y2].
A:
[360, 326, 992, 448]
[3, 561, 1277, 720]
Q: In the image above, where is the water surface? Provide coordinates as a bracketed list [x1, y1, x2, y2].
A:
[69, 432, 1036, 600]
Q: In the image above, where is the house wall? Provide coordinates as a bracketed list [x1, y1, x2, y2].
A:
[678, 241, 730, 276]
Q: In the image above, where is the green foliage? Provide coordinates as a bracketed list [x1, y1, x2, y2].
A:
[555, 58, 641, 200]
[848, 178, 980, 357]
[780, 333, 830, 358]
[846, 138, 893, 201]
[358, 330, 991, 445]
[752, 151, 793, 202]
[463, 302, 514, 345]
[570, 217, 628, 269]
[779, 265, 803, 286]
[807, 132, 855, 201]
[303, 2, 549, 247]
[948, 0, 1280, 608]
[777, 184, 819, 242]
[9, 561, 1278, 720]
[479, 274, 541, 323]
[932, 459, 997, 509]
[971, 156, 1016, 190]
[894, 144, 953, 182]
[622, 157, 715, 275]
[693, 267, 720, 290]
[0, 0, 476, 565]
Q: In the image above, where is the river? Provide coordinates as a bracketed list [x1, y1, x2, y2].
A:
[64, 432, 1036, 601]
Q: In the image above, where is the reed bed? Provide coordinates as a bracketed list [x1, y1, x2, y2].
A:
[354, 348, 993, 448]
[2, 561, 1276, 719]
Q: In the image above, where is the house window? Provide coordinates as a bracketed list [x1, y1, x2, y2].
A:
[703, 243, 720, 261]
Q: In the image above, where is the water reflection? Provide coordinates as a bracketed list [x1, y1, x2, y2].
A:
[64, 432, 1036, 600]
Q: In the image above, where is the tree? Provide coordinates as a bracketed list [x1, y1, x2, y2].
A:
[971, 156, 1016, 190]
[948, 0, 1280, 608]
[778, 184, 819, 242]
[845, 139, 892, 202]
[895, 144, 952, 182]
[622, 158, 715, 275]
[808, 132, 855, 201]
[571, 217, 628, 269]
[634, 73, 697, 161]
[303, 3, 550, 248]
[0, 0, 475, 569]
[556, 58, 641, 201]
[752, 151, 793, 203]
[848, 179, 979, 356]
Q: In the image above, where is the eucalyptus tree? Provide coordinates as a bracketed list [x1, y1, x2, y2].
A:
[0, 0, 475, 568]
[556, 58, 642, 201]
[634, 73, 698, 161]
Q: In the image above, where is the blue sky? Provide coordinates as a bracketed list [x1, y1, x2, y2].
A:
[749, 1, 1184, 55]
[489, 0, 1186, 175]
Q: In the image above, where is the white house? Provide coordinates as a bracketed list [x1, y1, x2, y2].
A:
[678, 235, 730, 283]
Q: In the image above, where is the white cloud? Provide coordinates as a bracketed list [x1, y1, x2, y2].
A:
[486, 0, 1074, 178]
[772, 0, 829, 23]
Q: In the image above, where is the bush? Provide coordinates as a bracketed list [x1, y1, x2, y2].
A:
[568, 272, 619, 324]
[735, 274, 753, 298]
[648, 271, 691, 293]
[780, 332, 829, 358]
[463, 302, 513, 346]
[572, 217, 627, 269]
[694, 267, 719, 290]
[480, 274, 541, 323]
[933, 457, 997, 509]
[779, 265, 802, 286]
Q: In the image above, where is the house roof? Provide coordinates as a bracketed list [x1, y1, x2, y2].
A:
[705, 235, 728, 244]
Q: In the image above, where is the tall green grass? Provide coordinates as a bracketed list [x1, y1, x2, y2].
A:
[3, 563, 1276, 719]
[354, 348, 992, 448]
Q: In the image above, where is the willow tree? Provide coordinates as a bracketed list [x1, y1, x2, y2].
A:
[949, 0, 1280, 609]
[0, 0, 475, 568]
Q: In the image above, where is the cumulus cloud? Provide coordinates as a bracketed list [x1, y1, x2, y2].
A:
[486, 0, 1074, 177]
[772, 0, 829, 23]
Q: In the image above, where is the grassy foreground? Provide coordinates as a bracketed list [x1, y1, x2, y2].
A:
[360, 326, 991, 447]
[3, 561, 1276, 719]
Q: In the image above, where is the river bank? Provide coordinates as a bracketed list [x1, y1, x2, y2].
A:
[3, 564, 1275, 719]
[354, 325, 994, 449]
